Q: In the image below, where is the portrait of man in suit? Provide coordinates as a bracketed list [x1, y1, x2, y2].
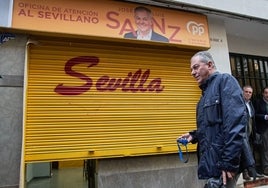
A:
[124, 6, 169, 43]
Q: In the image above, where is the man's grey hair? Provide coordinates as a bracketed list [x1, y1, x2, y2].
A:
[134, 6, 152, 15]
[243, 85, 253, 90]
[192, 51, 216, 69]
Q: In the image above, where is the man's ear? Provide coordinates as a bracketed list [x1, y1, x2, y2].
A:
[207, 61, 214, 68]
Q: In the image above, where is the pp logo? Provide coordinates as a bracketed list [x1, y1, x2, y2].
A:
[187, 21, 205, 36]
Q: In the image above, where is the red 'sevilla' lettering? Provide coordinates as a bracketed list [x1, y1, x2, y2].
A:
[96, 76, 123, 92]
[95, 69, 164, 93]
[121, 72, 132, 92]
[129, 69, 142, 92]
[148, 78, 164, 92]
[137, 69, 150, 92]
[54, 56, 99, 95]
[54, 56, 164, 95]
[96, 76, 109, 91]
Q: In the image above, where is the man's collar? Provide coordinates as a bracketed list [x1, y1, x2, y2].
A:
[263, 97, 268, 104]
[137, 29, 152, 40]
[199, 72, 220, 91]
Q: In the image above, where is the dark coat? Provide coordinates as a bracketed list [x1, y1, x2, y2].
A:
[241, 101, 257, 171]
[246, 101, 260, 147]
[190, 72, 249, 179]
[254, 97, 268, 133]
[124, 30, 169, 42]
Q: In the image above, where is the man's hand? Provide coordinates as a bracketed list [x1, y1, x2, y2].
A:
[222, 170, 235, 185]
[177, 133, 193, 143]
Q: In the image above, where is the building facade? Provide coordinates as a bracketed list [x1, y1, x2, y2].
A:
[0, 0, 268, 188]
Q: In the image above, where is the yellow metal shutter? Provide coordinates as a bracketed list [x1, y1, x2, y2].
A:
[24, 37, 201, 163]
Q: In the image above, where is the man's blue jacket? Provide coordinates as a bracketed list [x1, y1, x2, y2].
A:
[190, 72, 251, 179]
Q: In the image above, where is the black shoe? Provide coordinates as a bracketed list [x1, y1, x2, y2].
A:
[243, 171, 251, 180]
[264, 167, 268, 176]
[249, 172, 264, 178]
[256, 173, 265, 178]
[247, 167, 256, 180]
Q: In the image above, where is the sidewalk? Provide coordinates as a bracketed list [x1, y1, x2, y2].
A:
[236, 173, 268, 188]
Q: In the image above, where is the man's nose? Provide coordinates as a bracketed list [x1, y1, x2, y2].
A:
[191, 69, 195, 76]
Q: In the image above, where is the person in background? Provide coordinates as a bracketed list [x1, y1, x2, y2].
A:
[254, 86, 268, 175]
[242, 85, 264, 180]
[178, 51, 252, 188]
[124, 6, 169, 42]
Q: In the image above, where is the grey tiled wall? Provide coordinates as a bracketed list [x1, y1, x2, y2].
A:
[0, 34, 27, 188]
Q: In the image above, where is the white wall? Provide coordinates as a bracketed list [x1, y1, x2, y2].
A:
[207, 17, 231, 74]
[227, 35, 268, 57]
[203, 15, 268, 74]
[0, 0, 13, 27]
[171, 0, 268, 20]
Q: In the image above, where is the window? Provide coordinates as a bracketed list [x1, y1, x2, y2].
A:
[230, 53, 268, 99]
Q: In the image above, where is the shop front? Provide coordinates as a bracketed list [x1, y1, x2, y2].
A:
[10, 0, 210, 187]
